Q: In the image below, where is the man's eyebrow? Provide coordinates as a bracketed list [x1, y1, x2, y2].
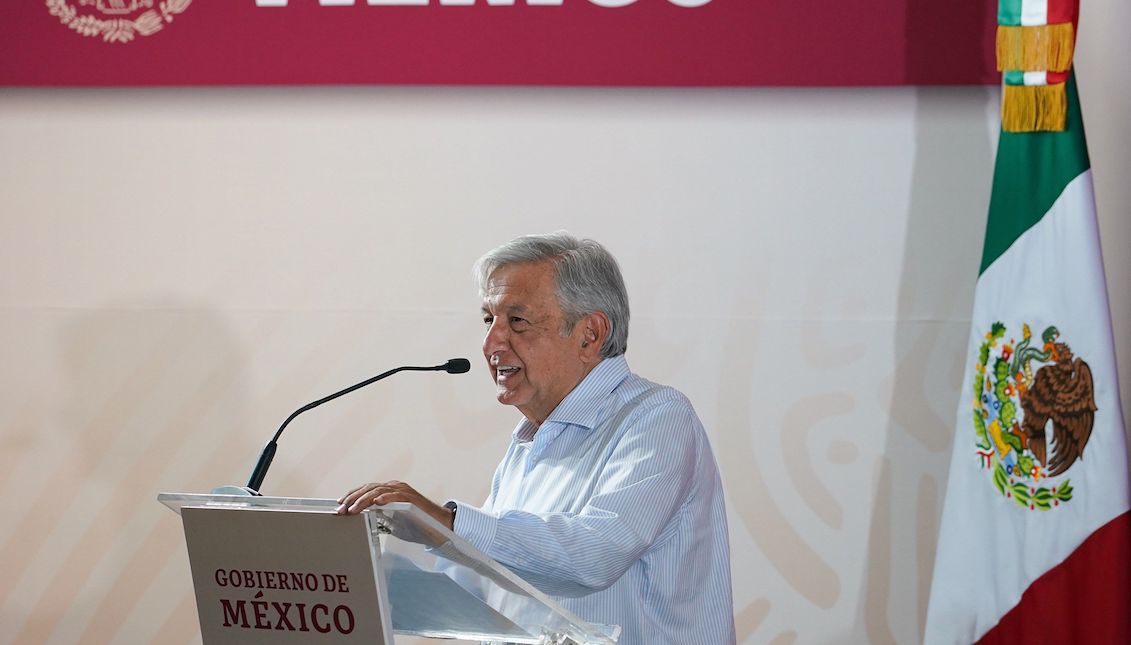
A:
[480, 303, 529, 314]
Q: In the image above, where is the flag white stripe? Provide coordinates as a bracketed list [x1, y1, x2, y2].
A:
[1020, 0, 1048, 27]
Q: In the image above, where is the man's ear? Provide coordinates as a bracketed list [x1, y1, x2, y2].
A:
[580, 311, 611, 358]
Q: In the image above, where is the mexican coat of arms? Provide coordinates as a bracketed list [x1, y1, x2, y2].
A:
[973, 322, 1097, 511]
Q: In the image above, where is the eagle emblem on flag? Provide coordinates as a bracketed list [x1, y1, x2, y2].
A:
[46, 0, 192, 43]
[972, 322, 1096, 511]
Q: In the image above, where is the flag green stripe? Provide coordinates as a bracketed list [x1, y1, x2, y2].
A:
[998, 0, 1023, 25]
[1004, 70, 1025, 85]
[979, 72, 1090, 275]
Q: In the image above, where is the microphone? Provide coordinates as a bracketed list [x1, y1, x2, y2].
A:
[243, 358, 472, 494]
[444, 358, 471, 374]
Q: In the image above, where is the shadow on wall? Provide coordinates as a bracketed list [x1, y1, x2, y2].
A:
[855, 5, 996, 640]
[0, 301, 271, 643]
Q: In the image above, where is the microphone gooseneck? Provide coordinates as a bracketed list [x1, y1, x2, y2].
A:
[245, 358, 471, 494]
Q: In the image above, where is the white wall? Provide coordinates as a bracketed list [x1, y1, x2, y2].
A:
[0, 3, 1127, 642]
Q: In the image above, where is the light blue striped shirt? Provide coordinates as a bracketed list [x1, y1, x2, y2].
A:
[450, 355, 736, 644]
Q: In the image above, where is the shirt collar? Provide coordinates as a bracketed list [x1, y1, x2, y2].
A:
[513, 355, 631, 441]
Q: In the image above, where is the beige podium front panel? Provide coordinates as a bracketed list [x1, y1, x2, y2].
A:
[181, 506, 394, 645]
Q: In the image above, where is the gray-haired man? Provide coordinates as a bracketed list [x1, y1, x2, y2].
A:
[339, 232, 735, 644]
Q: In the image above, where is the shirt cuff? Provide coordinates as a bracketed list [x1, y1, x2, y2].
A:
[444, 499, 498, 555]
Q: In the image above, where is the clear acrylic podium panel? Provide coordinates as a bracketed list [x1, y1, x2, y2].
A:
[159, 493, 619, 645]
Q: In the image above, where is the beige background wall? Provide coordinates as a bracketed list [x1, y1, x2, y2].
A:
[1, 6, 1128, 643]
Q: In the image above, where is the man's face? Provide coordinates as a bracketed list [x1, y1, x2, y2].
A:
[481, 261, 590, 426]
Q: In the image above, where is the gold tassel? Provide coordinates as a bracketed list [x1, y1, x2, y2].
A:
[1002, 84, 1068, 132]
[996, 23, 1075, 72]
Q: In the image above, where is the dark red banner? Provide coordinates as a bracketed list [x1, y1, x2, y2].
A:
[1, 1, 998, 86]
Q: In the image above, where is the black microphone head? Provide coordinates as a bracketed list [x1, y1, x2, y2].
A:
[445, 358, 472, 374]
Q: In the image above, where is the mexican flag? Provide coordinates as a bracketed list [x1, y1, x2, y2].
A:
[923, 70, 1131, 643]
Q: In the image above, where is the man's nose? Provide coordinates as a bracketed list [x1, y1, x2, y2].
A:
[483, 319, 509, 354]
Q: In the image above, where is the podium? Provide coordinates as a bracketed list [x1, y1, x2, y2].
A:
[159, 493, 619, 645]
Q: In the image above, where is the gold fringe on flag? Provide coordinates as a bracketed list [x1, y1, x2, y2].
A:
[1002, 84, 1068, 132]
[996, 23, 1075, 72]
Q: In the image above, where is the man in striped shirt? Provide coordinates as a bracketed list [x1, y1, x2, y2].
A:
[339, 232, 736, 644]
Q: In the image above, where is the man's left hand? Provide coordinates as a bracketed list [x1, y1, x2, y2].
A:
[335, 480, 455, 530]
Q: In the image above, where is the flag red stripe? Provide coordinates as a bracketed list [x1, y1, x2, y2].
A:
[976, 511, 1131, 645]
[1047, 0, 1079, 26]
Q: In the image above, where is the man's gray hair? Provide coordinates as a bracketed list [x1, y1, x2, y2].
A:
[474, 232, 630, 358]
